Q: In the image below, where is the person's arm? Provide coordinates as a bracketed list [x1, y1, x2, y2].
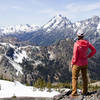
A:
[71, 43, 78, 65]
[88, 42, 96, 58]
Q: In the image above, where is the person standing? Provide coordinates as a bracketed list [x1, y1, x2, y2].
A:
[71, 31, 96, 96]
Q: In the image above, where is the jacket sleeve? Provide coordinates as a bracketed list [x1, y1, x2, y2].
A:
[72, 43, 78, 65]
[88, 42, 96, 58]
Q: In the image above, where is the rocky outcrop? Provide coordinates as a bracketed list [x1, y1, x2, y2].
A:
[53, 89, 100, 100]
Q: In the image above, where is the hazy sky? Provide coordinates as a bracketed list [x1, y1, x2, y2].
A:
[0, 0, 100, 26]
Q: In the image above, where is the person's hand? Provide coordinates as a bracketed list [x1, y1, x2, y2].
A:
[71, 63, 73, 68]
[69, 62, 73, 72]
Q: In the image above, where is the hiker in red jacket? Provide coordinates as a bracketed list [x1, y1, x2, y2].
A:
[71, 30, 96, 96]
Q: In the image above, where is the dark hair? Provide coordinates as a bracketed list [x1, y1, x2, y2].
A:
[78, 36, 84, 40]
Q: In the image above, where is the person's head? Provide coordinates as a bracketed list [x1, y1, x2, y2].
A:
[77, 30, 84, 40]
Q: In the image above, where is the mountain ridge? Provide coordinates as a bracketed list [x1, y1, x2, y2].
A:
[0, 24, 39, 35]
[0, 14, 100, 54]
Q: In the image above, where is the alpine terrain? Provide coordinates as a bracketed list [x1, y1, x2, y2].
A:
[0, 14, 100, 85]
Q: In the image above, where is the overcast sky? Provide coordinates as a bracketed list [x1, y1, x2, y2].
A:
[0, 0, 100, 26]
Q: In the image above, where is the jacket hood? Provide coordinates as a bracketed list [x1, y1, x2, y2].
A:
[76, 40, 89, 47]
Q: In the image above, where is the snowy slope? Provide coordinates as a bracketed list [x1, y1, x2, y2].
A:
[0, 42, 28, 76]
[6, 56, 23, 76]
[42, 14, 73, 32]
[0, 80, 60, 98]
[0, 24, 39, 35]
[13, 49, 28, 63]
[0, 42, 28, 64]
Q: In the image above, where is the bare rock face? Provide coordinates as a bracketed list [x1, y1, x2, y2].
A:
[53, 89, 100, 100]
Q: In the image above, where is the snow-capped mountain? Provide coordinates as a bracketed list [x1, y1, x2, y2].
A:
[75, 16, 100, 41]
[1, 14, 100, 48]
[42, 14, 74, 33]
[22, 14, 75, 46]
[42, 15, 100, 47]
[0, 24, 39, 35]
[42, 15, 100, 40]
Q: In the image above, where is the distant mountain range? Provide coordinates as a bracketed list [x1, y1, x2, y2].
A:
[0, 24, 39, 35]
[0, 14, 100, 55]
[0, 15, 100, 46]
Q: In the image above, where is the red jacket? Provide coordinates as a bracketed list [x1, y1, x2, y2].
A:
[72, 40, 96, 66]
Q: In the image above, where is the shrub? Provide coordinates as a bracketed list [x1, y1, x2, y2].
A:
[12, 94, 16, 98]
[34, 78, 46, 89]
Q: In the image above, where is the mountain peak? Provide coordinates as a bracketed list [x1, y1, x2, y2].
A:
[92, 16, 100, 23]
[92, 15, 100, 19]
[55, 14, 63, 18]
[42, 14, 72, 31]
[54, 14, 69, 21]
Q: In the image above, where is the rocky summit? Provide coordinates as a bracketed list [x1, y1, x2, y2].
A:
[53, 89, 100, 100]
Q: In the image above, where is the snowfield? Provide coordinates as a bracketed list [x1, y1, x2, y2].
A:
[0, 80, 60, 98]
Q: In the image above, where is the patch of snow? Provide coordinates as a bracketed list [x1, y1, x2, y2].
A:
[97, 23, 100, 30]
[13, 49, 28, 63]
[46, 28, 52, 32]
[75, 22, 81, 27]
[0, 43, 15, 48]
[85, 21, 89, 25]
[32, 46, 40, 50]
[48, 51, 55, 60]
[8, 44, 15, 48]
[43, 18, 55, 29]
[33, 60, 43, 66]
[0, 80, 60, 98]
[6, 56, 23, 76]
[10, 60, 23, 76]
[0, 43, 7, 46]
[20, 45, 33, 49]
[51, 18, 62, 29]
[21, 45, 40, 51]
